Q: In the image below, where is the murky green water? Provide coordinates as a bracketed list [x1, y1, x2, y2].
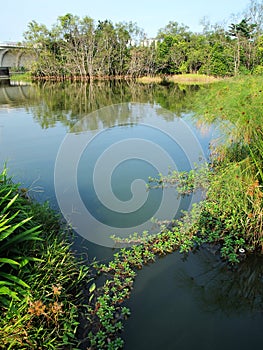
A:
[0, 80, 262, 349]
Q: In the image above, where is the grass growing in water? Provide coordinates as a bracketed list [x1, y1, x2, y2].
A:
[190, 76, 263, 257]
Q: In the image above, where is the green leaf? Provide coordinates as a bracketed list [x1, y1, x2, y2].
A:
[89, 282, 96, 293]
[0, 272, 30, 289]
[0, 286, 19, 300]
[0, 225, 42, 251]
[0, 258, 20, 266]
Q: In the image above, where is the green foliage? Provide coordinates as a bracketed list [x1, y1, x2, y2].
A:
[253, 64, 263, 74]
[190, 76, 263, 255]
[228, 18, 257, 40]
[205, 42, 234, 76]
[0, 167, 92, 349]
[88, 201, 205, 349]
[22, 8, 263, 79]
[0, 167, 42, 306]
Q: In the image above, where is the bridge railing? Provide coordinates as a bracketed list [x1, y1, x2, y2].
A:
[0, 42, 26, 48]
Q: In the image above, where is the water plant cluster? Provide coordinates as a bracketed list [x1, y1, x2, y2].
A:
[191, 76, 263, 259]
[0, 168, 92, 349]
[87, 206, 202, 349]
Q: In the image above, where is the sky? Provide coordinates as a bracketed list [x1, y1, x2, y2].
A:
[1, 0, 251, 42]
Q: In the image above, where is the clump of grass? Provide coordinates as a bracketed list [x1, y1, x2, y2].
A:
[136, 76, 163, 84]
[0, 167, 42, 307]
[168, 74, 221, 85]
[0, 167, 93, 349]
[136, 74, 221, 85]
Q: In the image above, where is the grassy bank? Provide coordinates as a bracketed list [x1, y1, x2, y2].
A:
[151, 75, 263, 260]
[10, 72, 221, 85]
[0, 167, 93, 349]
[191, 76, 263, 258]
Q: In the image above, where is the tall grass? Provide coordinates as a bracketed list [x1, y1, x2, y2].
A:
[191, 76, 263, 256]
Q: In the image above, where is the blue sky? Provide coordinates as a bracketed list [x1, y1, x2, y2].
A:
[1, 0, 251, 42]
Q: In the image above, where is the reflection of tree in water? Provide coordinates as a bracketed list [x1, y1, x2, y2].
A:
[176, 246, 263, 315]
[28, 81, 199, 130]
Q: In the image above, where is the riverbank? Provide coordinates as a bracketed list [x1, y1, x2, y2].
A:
[10, 72, 222, 85]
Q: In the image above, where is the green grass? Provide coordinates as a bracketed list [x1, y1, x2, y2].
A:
[0, 167, 93, 349]
[10, 72, 32, 83]
[186, 75, 263, 256]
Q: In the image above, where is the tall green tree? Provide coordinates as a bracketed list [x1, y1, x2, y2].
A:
[228, 18, 257, 74]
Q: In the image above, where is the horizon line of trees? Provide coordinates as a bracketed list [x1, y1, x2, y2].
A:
[23, 0, 263, 79]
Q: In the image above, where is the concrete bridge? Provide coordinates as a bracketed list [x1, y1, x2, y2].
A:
[0, 42, 35, 69]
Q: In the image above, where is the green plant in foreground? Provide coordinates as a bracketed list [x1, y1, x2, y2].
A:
[0, 167, 93, 349]
[0, 167, 42, 306]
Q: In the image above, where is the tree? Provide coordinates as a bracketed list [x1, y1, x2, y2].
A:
[56, 14, 96, 79]
[228, 18, 257, 74]
[24, 20, 62, 76]
[185, 34, 210, 74]
[157, 21, 191, 41]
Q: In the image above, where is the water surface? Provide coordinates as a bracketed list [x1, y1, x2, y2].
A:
[0, 80, 262, 349]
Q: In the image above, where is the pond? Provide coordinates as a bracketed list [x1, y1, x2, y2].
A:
[0, 80, 262, 349]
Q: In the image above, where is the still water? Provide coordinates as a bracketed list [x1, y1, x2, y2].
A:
[0, 80, 262, 349]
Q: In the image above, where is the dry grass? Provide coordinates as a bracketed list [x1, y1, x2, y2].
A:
[137, 74, 221, 85]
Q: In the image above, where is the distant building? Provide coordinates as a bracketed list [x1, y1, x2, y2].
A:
[140, 38, 163, 48]
[127, 37, 163, 48]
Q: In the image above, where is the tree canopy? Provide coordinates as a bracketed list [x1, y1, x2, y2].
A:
[23, 1, 263, 79]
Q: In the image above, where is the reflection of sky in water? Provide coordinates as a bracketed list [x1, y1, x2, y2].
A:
[1, 83, 210, 252]
[77, 124, 192, 228]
